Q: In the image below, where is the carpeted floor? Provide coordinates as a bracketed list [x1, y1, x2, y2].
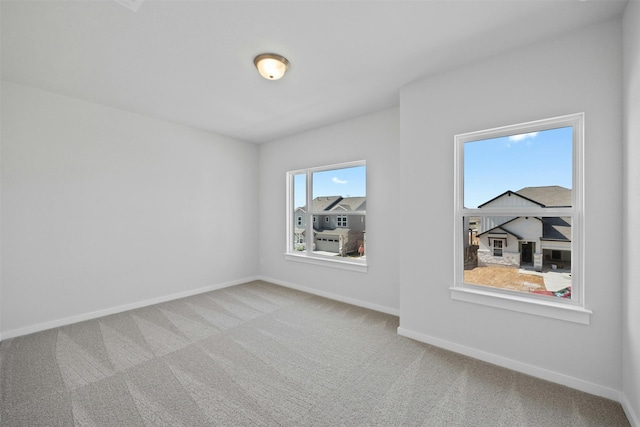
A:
[0, 280, 630, 426]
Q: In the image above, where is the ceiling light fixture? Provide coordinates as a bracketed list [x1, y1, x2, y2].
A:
[254, 53, 290, 80]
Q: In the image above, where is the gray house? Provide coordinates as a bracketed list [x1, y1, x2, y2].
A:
[475, 186, 572, 271]
[295, 196, 366, 256]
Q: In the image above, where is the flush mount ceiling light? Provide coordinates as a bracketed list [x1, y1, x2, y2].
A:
[254, 53, 290, 80]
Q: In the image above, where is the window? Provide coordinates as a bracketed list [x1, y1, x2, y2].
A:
[286, 161, 366, 272]
[492, 239, 503, 257]
[453, 113, 590, 324]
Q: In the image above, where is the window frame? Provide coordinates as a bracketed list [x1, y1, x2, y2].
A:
[285, 160, 367, 273]
[452, 113, 591, 324]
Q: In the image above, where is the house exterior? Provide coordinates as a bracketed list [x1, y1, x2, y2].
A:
[475, 186, 571, 271]
[294, 196, 366, 256]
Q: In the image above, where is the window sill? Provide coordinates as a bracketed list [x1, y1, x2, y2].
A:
[450, 286, 591, 324]
[284, 253, 368, 273]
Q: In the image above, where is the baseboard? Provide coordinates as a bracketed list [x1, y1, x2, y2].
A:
[259, 275, 399, 317]
[397, 326, 622, 403]
[0, 276, 259, 341]
[621, 393, 640, 427]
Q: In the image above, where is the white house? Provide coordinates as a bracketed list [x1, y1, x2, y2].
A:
[476, 186, 572, 271]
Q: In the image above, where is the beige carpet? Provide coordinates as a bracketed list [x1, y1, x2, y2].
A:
[0, 280, 630, 426]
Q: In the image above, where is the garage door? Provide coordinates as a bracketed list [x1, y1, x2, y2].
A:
[316, 236, 339, 253]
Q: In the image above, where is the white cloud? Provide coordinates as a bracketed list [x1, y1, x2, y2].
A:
[332, 177, 348, 184]
[508, 132, 539, 142]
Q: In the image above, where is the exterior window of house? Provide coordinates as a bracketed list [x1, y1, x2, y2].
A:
[286, 161, 366, 272]
[453, 113, 590, 324]
[492, 240, 503, 257]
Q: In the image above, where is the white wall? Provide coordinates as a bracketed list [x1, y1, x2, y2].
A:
[623, 1, 640, 424]
[399, 20, 624, 398]
[258, 108, 400, 314]
[0, 81, 259, 338]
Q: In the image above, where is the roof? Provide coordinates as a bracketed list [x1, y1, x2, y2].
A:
[477, 190, 543, 208]
[478, 186, 571, 209]
[477, 217, 523, 239]
[300, 196, 366, 213]
[331, 197, 366, 212]
[478, 216, 571, 242]
[515, 186, 572, 207]
[541, 217, 571, 241]
[311, 196, 342, 212]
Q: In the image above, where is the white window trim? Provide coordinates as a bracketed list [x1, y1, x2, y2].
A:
[285, 252, 367, 272]
[453, 113, 590, 324]
[286, 160, 367, 273]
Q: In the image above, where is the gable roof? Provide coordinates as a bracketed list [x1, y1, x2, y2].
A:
[477, 185, 571, 208]
[478, 216, 571, 242]
[477, 217, 525, 239]
[515, 186, 572, 207]
[299, 196, 366, 213]
[477, 190, 542, 208]
[331, 197, 366, 212]
[311, 196, 342, 212]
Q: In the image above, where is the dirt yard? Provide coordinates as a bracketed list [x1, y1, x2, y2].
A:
[464, 265, 546, 293]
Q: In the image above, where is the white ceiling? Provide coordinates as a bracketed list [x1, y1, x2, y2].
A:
[1, 0, 628, 144]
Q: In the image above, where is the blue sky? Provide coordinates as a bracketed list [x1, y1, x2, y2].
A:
[464, 126, 573, 208]
[294, 165, 366, 209]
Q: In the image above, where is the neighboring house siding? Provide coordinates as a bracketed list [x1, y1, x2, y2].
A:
[507, 216, 543, 238]
[481, 216, 516, 233]
[345, 215, 366, 233]
[295, 208, 306, 228]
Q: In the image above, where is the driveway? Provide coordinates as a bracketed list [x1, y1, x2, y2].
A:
[518, 267, 571, 292]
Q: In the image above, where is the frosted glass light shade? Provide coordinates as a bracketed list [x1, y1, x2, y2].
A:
[254, 54, 289, 80]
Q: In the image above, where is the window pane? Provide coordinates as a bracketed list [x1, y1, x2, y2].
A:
[312, 165, 366, 211]
[293, 173, 306, 251]
[311, 165, 366, 257]
[464, 127, 572, 209]
[288, 162, 366, 265]
[463, 216, 572, 299]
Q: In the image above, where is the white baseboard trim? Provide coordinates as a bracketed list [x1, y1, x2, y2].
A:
[0, 276, 259, 341]
[397, 326, 623, 403]
[258, 276, 399, 317]
[621, 393, 640, 427]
